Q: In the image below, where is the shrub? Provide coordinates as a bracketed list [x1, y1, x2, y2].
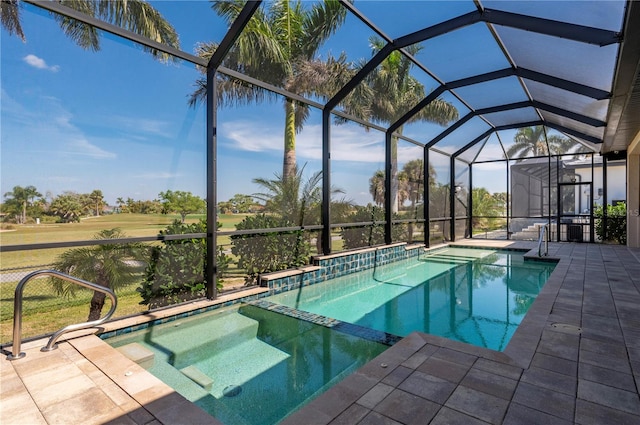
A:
[138, 220, 228, 307]
[231, 214, 310, 284]
[340, 206, 407, 249]
[594, 202, 627, 245]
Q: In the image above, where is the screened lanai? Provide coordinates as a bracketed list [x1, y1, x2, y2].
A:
[1, 0, 640, 311]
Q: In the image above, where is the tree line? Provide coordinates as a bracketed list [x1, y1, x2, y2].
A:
[1, 186, 206, 224]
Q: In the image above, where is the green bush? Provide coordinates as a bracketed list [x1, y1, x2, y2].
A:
[340, 206, 406, 249]
[594, 202, 627, 245]
[231, 214, 310, 284]
[138, 220, 228, 307]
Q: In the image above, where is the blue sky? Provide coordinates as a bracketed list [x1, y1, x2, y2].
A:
[1, 1, 617, 207]
[2, 1, 393, 205]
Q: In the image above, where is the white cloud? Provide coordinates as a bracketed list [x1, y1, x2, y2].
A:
[220, 120, 388, 163]
[110, 115, 173, 138]
[3, 94, 117, 160]
[23, 54, 60, 72]
[66, 138, 117, 159]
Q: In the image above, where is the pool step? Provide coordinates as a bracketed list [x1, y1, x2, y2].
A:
[148, 310, 262, 368]
[180, 365, 213, 391]
[116, 343, 154, 369]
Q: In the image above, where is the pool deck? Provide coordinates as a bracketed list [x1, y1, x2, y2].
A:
[2, 240, 640, 424]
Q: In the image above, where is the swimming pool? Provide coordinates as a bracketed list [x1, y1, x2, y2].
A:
[267, 247, 556, 351]
[106, 304, 387, 425]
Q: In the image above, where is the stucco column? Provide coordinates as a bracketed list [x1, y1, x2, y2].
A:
[627, 131, 640, 247]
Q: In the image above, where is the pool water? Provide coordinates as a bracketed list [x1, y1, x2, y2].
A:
[267, 247, 556, 351]
[106, 304, 387, 425]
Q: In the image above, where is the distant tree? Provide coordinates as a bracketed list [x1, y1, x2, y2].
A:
[116, 197, 127, 213]
[472, 187, 503, 230]
[506, 126, 577, 159]
[369, 170, 385, 207]
[158, 190, 205, 223]
[88, 190, 104, 216]
[49, 191, 84, 223]
[127, 199, 162, 214]
[51, 228, 146, 321]
[368, 160, 434, 231]
[3, 185, 41, 224]
[229, 194, 255, 213]
[217, 201, 233, 214]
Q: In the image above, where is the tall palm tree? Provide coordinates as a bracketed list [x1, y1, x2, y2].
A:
[355, 37, 458, 212]
[189, 0, 349, 180]
[52, 228, 146, 321]
[1, 0, 179, 61]
[400, 159, 426, 212]
[3, 185, 41, 224]
[369, 170, 385, 207]
[506, 126, 577, 159]
[88, 189, 104, 216]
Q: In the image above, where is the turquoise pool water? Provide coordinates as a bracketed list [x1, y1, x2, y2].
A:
[106, 304, 386, 425]
[267, 247, 556, 351]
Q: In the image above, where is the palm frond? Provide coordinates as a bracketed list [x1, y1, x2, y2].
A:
[302, 0, 348, 58]
[1, 0, 25, 41]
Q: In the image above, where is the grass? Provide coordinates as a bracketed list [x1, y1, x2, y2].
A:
[0, 279, 147, 344]
[0, 213, 247, 269]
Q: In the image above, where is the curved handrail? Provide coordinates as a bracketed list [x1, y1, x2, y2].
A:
[7, 270, 117, 360]
[537, 224, 549, 257]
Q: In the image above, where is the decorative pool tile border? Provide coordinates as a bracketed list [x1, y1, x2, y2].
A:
[248, 300, 402, 346]
[261, 243, 425, 295]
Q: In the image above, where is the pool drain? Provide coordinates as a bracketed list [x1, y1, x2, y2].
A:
[223, 385, 242, 397]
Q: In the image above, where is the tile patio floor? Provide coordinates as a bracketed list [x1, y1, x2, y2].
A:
[1, 240, 639, 424]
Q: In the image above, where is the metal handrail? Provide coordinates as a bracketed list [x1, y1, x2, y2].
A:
[537, 224, 549, 257]
[7, 270, 117, 360]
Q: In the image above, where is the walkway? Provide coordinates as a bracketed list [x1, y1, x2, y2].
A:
[1, 241, 639, 424]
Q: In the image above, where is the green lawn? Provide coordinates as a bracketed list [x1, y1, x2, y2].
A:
[0, 213, 249, 269]
[0, 279, 147, 344]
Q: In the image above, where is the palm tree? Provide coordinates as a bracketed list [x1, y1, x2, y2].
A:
[472, 187, 502, 231]
[52, 228, 145, 321]
[354, 37, 458, 212]
[189, 0, 348, 180]
[49, 191, 84, 223]
[1, 0, 179, 61]
[253, 164, 344, 226]
[369, 170, 385, 207]
[88, 189, 104, 216]
[3, 185, 41, 224]
[506, 126, 577, 158]
[400, 159, 426, 211]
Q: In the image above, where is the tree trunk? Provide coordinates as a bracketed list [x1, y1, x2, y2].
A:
[391, 132, 400, 214]
[283, 99, 297, 179]
[88, 290, 106, 321]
